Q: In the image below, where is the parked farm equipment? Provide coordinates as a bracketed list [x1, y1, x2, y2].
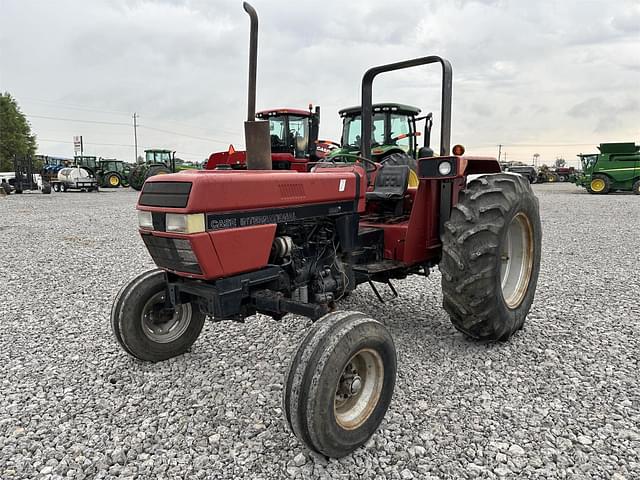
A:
[576, 143, 640, 194]
[111, 2, 542, 459]
[325, 103, 435, 186]
[74, 156, 132, 188]
[207, 106, 322, 171]
[10, 155, 51, 194]
[128, 149, 177, 191]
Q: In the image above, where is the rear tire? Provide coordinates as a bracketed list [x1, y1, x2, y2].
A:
[128, 166, 147, 191]
[41, 182, 52, 194]
[106, 173, 121, 188]
[111, 269, 206, 361]
[380, 152, 419, 187]
[284, 311, 396, 458]
[440, 173, 542, 341]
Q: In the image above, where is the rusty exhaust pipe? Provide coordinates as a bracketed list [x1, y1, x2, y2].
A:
[242, 2, 271, 170]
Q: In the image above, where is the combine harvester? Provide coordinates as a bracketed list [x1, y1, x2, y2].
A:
[111, 3, 542, 458]
[576, 142, 640, 194]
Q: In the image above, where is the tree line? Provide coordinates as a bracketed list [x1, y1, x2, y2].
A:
[0, 93, 37, 172]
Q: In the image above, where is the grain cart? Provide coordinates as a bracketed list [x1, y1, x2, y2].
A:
[111, 2, 542, 459]
[128, 149, 177, 191]
[576, 143, 640, 194]
[206, 106, 322, 171]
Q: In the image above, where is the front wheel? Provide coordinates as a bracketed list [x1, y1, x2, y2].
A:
[284, 311, 396, 458]
[440, 173, 542, 341]
[111, 269, 206, 361]
[632, 180, 640, 195]
[587, 174, 610, 194]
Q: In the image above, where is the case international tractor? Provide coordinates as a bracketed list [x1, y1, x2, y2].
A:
[112, 3, 542, 458]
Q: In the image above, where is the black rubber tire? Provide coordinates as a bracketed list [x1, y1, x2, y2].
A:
[440, 173, 542, 341]
[52, 183, 60, 192]
[41, 183, 52, 194]
[558, 175, 566, 182]
[62, 183, 68, 192]
[146, 165, 172, 179]
[128, 166, 147, 191]
[105, 173, 121, 188]
[380, 152, 417, 173]
[284, 311, 396, 458]
[2, 183, 12, 194]
[588, 174, 611, 194]
[15, 189, 23, 194]
[632, 180, 640, 195]
[111, 269, 206, 362]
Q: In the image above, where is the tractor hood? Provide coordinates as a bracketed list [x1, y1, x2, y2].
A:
[137, 167, 367, 216]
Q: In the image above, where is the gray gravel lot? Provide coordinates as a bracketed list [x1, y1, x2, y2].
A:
[1, 183, 639, 480]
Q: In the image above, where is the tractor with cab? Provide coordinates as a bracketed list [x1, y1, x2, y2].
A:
[111, 2, 542, 459]
[206, 105, 322, 171]
[128, 149, 177, 191]
[324, 103, 434, 187]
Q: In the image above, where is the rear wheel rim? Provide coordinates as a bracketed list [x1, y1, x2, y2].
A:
[334, 348, 384, 430]
[591, 178, 605, 192]
[500, 212, 534, 309]
[141, 292, 192, 343]
[109, 176, 119, 186]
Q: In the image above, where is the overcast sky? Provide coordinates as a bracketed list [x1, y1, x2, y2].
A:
[1, 0, 638, 166]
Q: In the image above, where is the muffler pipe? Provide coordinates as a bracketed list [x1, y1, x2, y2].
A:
[243, 2, 271, 170]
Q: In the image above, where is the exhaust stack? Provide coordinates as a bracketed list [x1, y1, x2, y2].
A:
[243, 2, 271, 170]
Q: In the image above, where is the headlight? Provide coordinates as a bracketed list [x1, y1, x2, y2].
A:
[166, 213, 206, 234]
[438, 161, 452, 176]
[138, 210, 153, 230]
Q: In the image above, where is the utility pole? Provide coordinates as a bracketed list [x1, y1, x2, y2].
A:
[498, 144, 502, 162]
[133, 112, 138, 163]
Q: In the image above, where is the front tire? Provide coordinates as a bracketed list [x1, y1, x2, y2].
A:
[440, 173, 542, 341]
[111, 269, 206, 361]
[632, 180, 640, 195]
[284, 311, 396, 458]
[588, 174, 610, 194]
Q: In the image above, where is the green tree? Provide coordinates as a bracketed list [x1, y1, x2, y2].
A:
[0, 93, 37, 171]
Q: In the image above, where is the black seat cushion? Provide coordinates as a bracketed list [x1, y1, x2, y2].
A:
[366, 165, 410, 201]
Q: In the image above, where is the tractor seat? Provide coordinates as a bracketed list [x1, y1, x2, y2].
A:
[366, 165, 410, 201]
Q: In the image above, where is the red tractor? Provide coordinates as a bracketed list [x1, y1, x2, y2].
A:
[206, 106, 323, 171]
[112, 3, 542, 459]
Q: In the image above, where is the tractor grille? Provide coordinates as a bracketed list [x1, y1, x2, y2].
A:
[142, 234, 202, 274]
[139, 182, 192, 208]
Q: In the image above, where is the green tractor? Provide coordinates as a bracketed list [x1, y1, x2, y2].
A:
[324, 103, 434, 186]
[74, 156, 132, 188]
[576, 142, 640, 194]
[128, 149, 177, 191]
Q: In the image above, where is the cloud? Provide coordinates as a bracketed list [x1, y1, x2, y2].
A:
[1, 0, 638, 165]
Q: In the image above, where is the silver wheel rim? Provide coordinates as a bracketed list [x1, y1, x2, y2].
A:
[500, 212, 534, 309]
[334, 348, 384, 430]
[141, 292, 192, 343]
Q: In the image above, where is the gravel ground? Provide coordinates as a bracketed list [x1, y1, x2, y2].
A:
[1, 183, 639, 480]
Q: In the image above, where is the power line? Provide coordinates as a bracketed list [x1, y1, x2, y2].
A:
[138, 125, 232, 145]
[20, 97, 131, 116]
[27, 114, 131, 126]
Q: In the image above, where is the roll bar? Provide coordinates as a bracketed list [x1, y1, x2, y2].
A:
[361, 56, 452, 157]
